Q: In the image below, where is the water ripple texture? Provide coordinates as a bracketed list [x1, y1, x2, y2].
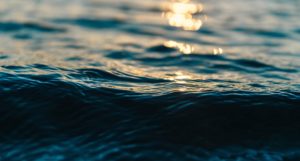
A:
[0, 0, 300, 160]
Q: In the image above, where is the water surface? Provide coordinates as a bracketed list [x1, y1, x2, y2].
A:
[0, 0, 300, 160]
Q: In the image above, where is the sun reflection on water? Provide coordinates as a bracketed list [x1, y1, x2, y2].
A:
[162, 0, 224, 55]
[213, 48, 223, 55]
[162, 0, 204, 31]
[164, 40, 195, 54]
[168, 71, 192, 84]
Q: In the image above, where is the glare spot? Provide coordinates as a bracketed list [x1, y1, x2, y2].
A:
[164, 40, 194, 54]
[213, 48, 223, 55]
[162, 0, 204, 31]
[168, 71, 192, 84]
[162, 1, 224, 56]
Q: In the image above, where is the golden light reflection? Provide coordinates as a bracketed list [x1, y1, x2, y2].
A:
[162, 0, 204, 31]
[213, 48, 223, 55]
[162, 0, 224, 55]
[168, 71, 192, 84]
[164, 40, 194, 54]
[164, 40, 224, 55]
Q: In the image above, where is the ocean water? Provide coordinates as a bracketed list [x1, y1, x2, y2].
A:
[0, 0, 300, 160]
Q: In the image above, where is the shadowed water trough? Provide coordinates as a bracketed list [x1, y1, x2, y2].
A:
[0, 0, 300, 160]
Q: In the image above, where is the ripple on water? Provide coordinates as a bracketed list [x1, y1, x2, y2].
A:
[0, 72, 299, 160]
[53, 18, 125, 29]
[233, 27, 289, 39]
[0, 0, 300, 160]
[0, 21, 66, 33]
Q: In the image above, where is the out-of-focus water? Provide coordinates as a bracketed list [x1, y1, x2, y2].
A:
[0, 0, 300, 160]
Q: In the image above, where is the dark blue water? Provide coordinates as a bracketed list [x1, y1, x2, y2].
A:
[0, 0, 300, 160]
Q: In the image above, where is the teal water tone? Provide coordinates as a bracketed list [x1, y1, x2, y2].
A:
[0, 0, 300, 160]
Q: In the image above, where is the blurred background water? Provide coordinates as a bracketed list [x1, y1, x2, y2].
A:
[0, 0, 300, 160]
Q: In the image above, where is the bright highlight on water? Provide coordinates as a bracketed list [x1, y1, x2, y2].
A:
[0, 0, 299, 160]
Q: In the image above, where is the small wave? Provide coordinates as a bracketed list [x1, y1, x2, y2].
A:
[69, 68, 168, 83]
[0, 21, 66, 33]
[233, 27, 289, 39]
[0, 0, 300, 160]
[53, 18, 125, 29]
[0, 72, 299, 160]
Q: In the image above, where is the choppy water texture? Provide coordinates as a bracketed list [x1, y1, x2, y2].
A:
[0, 0, 300, 160]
